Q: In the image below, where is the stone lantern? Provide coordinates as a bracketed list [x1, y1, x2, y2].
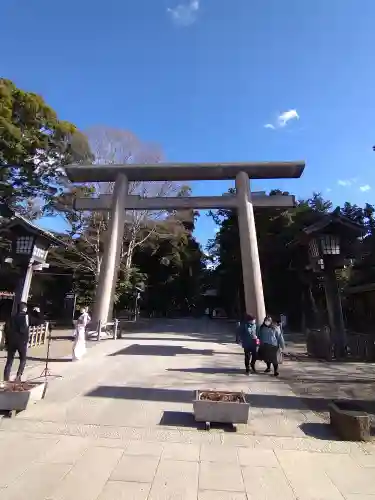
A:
[290, 211, 364, 358]
[0, 214, 64, 314]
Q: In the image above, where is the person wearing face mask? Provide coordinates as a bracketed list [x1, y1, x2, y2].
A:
[258, 315, 285, 377]
[239, 313, 259, 375]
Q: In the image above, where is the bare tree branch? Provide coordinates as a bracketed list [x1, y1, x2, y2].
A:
[50, 126, 191, 286]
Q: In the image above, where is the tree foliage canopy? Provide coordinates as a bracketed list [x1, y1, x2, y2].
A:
[0, 78, 92, 209]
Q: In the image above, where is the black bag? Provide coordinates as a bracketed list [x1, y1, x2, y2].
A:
[257, 345, 264, 361]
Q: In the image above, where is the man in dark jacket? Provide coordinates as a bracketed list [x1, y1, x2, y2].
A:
[3, 302, 30, 382]
[239, 313, 259, 374]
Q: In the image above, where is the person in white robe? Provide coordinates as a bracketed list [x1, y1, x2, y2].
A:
[72, 307, 90, 361]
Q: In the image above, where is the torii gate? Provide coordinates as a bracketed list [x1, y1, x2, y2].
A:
[65, 161, 305, 325]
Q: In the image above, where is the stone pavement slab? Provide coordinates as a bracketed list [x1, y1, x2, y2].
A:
[199, 461, 244, 492]
[0, 462, 71, 500]
[0, 433, 60, 488]
[48, 446, 124, 500]
[344, 496, 375, 500]
[200, 443, 239, 463]
[275, 449, 345, 500]
[148, 459, 198, 500]
[162, 442, 200, 461]
[36, 434, 91, 464]
[0, 319, 374, 500]
[242, 465, 296, 499]
[237, 447, 279, 467]
[110, 454, 159, 483]
[198, 493, 247, 500]
[97, 481, 151, 500]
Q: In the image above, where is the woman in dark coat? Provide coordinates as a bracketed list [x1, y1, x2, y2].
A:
[258, 316, 285, 377]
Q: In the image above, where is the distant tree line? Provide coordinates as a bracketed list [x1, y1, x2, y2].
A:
[207, 190, 375, 331]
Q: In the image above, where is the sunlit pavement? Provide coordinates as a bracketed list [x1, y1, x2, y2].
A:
[0, 318, 374, 499]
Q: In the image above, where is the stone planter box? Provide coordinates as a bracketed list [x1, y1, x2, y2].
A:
[193, 390, 249, 429]
[0, 382, 46, 416]
[329, 400, 370, 442]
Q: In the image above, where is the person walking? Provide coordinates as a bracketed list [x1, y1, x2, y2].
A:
[72, 306, 90, 361]
[258, 315, 285, 377]
[3, 302, 30, 382]
[239, 313, 259, 375]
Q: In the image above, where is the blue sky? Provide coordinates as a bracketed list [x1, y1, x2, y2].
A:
[2, 0, 375, 246]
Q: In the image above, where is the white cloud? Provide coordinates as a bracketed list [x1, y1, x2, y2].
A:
[338, 179, 352, 187]
[337, 178, 357, 187]
[360, 184, 371, 192]
[167, 0, 200, 26]
[264, 109, 299, 130]
[277, 109, 299, 128]
[326, 188, 332, 193]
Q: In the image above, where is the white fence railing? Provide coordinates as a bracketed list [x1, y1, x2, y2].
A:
[86, 319, 120, 341]
[0, 321, 49, 349]
[28, 322, 49, 348]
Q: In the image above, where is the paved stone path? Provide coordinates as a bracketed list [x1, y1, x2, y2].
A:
[283, 334, 375, 425]
[0, 318, 374, 499]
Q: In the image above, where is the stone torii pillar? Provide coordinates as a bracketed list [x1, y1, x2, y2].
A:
[236, 171, 266, 322]
[93, 173, 128, 326]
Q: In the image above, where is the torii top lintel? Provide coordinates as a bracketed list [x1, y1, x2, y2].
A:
[65, 161, 305, 183]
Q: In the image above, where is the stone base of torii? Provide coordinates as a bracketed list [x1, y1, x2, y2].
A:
[65, 161, 305, 326]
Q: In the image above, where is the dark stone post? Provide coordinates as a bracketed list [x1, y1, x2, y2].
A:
[324, 261, 346, 358]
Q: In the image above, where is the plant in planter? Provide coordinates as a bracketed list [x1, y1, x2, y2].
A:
[0, 380, 46, 417]
[199, 391, 245, 403]
[193, 390, 250, 430]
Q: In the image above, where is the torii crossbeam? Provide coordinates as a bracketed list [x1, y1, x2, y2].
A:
[65, 161, 305, 325]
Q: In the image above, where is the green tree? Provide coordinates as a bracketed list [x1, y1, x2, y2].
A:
[133, 210, 205, 316]
[0, 78, 92, 210]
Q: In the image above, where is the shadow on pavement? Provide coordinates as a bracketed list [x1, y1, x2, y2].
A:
[85, 384, 375, 415]
[247, 393, 375, 420]
[284, 353, 321, 363]
[83, 384, 337, 412]
[109, 344, 214, 357]
[299, 421, 375, 440]
[159, 410, 237, 432]
[118, 336, 222, 344]
[86, 385, 195, 403]
[168, 367, 247, 375]
[27, 356, 71, 363]
[286, 377, 374, 385]
[299, 422, 336, 440]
